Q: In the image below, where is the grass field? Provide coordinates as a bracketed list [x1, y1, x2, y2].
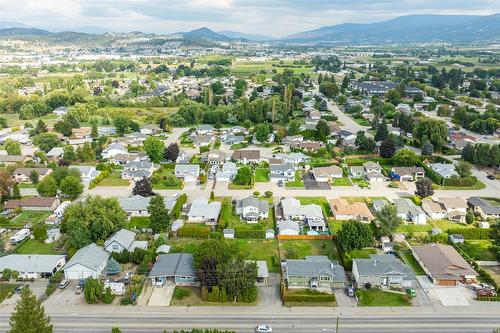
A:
[430, 219, 472, 231]
[152, 166, 183, 190]
[96, 106, 178, 124]
[0, 284, 20, 303]
[458, 240, 496, 261]
[328, 220, 348, 234]
[16, 239, 58, 254]
[331, 178, 352, 186]
[97, 171, 129, 186]
[297, 197, 333, 217]
[255, 168, 270, 182]
[125, 216, 151, 229]
[279, 240, 339, 260]
[357, 289, 411, 307]
[399, 249, 426, 275]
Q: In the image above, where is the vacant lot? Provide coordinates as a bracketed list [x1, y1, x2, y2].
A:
[96, 106, 178, 124]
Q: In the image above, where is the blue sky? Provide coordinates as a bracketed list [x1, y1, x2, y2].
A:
[0, 0, 498, 36]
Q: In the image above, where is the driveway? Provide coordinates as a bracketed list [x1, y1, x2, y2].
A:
[258, 273, 281, 306]
[43, 281, 84, 306]
[415, 276, 473, 307]
[303, 172, 330, 190]
[148, 282, 175, 306]
[334, 288, 357, 307]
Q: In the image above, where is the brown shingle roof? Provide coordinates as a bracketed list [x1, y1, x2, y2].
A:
[4, 197, 57, 209]
[232, 150, 260, 160]
[13, 168, 51, 176]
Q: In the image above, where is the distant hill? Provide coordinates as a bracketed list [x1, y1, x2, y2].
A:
[0, 27, 52, 37]
[66, 26, 110, 34]
[178, 27, 233, 42]
[217, 30, 275, 41]
[284, 14, 500, 43]
[0, 21, 30, 29]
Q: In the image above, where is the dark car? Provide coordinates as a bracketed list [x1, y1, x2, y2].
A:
[487, 174, 496, 180]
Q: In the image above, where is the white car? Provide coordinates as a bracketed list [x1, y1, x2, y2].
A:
[255, 325, 272, 333]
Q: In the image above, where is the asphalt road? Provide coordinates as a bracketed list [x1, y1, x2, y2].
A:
[1, 313, 499, 333]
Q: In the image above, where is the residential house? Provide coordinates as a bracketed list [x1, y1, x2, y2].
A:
[174, 164, 200, 183]
[104, 229, 148, 253]
[118, 195, 176, 217]
[64, 243, 110, 280]
[46, 147, 64, 161]
[312, 166, 343, 182]
[0, 155, 31, 165]
[274, 152, 310, 165]
[125, 132, 147, 145]
[193, 134, 215, 147]
[69, 165, 100, 183]
[329, 198, 374, 222]
[349, 166, 364, 178]
[149, 253, 199, 287]
[176, 150, 191, 164]
[270, 163, 295, 183]
[140, 124, 160, 135]
[429, 163, 459, 179]
[187, 198, 221, 225]
[221, 134, 245, 145]
[390, 167, 425, 181]
[0, 254, 65, 279]
[352, 254, 414, 289]
[265, 229, 275, 239]
[102, 143, 128, 159]
[4, 197, 59, 211]
[53, 106, 68, 116]
[232, 149, 260, 164]
[285, 256, 346, 289]
[71, 127, 91, 139]
[235, 196, 270, 222]
[281, 197, 326, 232]
[121, 160, 157, 181]
[422, 199, 447, 220]
[98, 127, 117, 136]
[282, 135, 304, 146]
[362, 162, 384, 182]
[449, 234, 465, 244]
[289, 140, 325, 152]
[215, 162, 237, 182]
[13, 167, 52, 183]
[412, 243, 477, 285]
[467, 197, 500, 220]
[246, 260, 269, 284]
[196, 124, 214, 135]
[110, 152, 148, 165]
[440, 197, 468, 223]
[278, 219, 300, 235]
[393, 198, 427, 225]
[201, 150, 227, 165]
[372, 199, 389, 212]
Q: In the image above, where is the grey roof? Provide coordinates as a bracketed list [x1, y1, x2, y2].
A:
[197, 124, 214, 131]
[286, 256, 345, 281]
[279, 220, 300, 233]
[353, 254, 414, 279]
[236, 196, 270, 214]
[188, 198, 221, 220]
[281, 198, 324, 220]
[393, 198, 423, 217]
[105, 229, 136, 249]
[65, 243, 110, 272]
[270, 163, 295, 173]
[124, 160, 153, 170]
[0, 254, 65, 273]
[171, 219, 184, 232]
[148, 253, 196, 278]
[223, 228, 235, 235]
[467, 197, 500, 215]
[118, 195, 176, 212]
[174, 164, 200, 174]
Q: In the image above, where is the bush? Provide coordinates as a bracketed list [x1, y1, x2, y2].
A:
[102, 287, 115, 304]
[253, 191, 260, 196]
[447, 228, 490, 240]
[264, 191, 273, 198]
[177, 225, 211, 238]
[89, 170, 110, 189]
[45, 284, 56, 297]
[173, 287, 191, 300]
[171, 193, 187, 219]
[283, 289, 336, 303]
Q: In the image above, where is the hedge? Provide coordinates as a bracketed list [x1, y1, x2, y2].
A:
[177, 225, 211, 238]
[88, 170, 110, 189]
[476, 296, 500, 302]
[419, 161, 477, 186]
[171, 194, 187, 219]
[234, 229, 265, 239]
[447, 228, 491, 240]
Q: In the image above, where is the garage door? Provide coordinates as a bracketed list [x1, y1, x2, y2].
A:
[437, 279, 457, 286]
[65, 270, 81, 280]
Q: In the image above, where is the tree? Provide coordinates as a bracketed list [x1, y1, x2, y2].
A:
[315, 120, 330, 142]
[84, 278, 104, 304]
[12, 184, 20, 199]
[33, 133, 60, 152]
[148, 195, 170, 233]
[374, 120, 389, 142]
[59, 175, 83, 199]
[164, 143, 179, 162]
[455, 161, 472, 178]
[379, 138, 396, 158]
[111, 328, 122, 333]
[132, 177, 154, 197]
[415, 178, 434, 198]
[337, 220, 373, 252]
[0, 170, 14, 201]
[143, 136, 165, 163]
[217, 259, 258, 302]
[376, 204, 402, 236]
[355, 131, 375, 152]
[29, 170, 39, 184]
[62, 196, 126, 249]
[113, 116, 130, 136]
[465, 210, 475, 225]
[421, 141, 434, 156]
[233, 167, 252, 186]
[319, 81, 339, 98]
[5, 139, 21, 155]
[63, 145, 76, 161]
[287, 120, 301, 136]
[77, 142, 95, 162]
[91, 122, 98, 139]
[413, 118, 448, 152]
[393, 149, 419, 167]
[33, 224, 47, 241]
[254, 124, 270, 143]
[37, 175, 57, 197]
[8, 287, 52, 333]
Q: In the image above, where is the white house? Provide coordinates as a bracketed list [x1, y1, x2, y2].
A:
[235, 196, 270, 222]
[393, 198, 427, 225]
[216, 162, 237, 182]
[0, 254, 65, 279]
[118, 195, 176, 217]
[64, 243, 110, 280]
[270, 163, 295, 183]
[187, 198, 221, 225]
[102, 143, 128, 159]
[174, 164, 200, 183]
[69, 165, 100, 183]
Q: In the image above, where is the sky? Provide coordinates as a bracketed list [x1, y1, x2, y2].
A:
[0, 0, 499, 37]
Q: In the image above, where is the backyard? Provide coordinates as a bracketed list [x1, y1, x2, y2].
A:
[16, 239, 58, 255]
[458, 240, 496, 261]
[125, 216, 151, 230]
[1, 211, 52, 229]
[398, 249, 426, 275]
[279, 240, 339, 261]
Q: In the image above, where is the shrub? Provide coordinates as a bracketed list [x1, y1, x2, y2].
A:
[264, 191, 273, 198]
[89, 170, 110, 189]
[171, 193, 187, 219]
[283, 289, 336, 303]
[102, 287, 115, 304]
[253, 191, 260, 196]
[447, 228, 490, 240]
[234, 229, 265, 239]
[173, 287, 191, 300]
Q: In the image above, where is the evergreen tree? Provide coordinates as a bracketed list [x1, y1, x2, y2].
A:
[421, 141, 434, 156]
[164, 143, 180, 162]
[91, 122, 99, 139]
[9, 287, 52, 333]
[148, 195, 170, 233]
[374, 120, 389, 142]
[379, 138, 396, 158]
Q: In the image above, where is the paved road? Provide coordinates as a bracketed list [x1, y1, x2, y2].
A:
[0, 313, 499, 333]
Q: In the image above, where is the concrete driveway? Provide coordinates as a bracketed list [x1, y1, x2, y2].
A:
[258, 273, 281, 306]
[334, 288, 357, 307]
[43, 281, 84, 306]
[415, 276, 473, 306]
[303, 172, 330, 190]
[148, 282, 175, 306]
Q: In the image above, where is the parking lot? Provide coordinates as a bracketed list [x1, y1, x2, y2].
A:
[303, 172, 331, 190]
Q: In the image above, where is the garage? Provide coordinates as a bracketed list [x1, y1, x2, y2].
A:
[437, 279, 457, 286]
[63, 243, 110, 280]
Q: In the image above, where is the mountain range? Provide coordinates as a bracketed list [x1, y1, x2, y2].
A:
[0, 14, 498, 44]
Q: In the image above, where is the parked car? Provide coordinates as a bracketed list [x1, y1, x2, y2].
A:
[277, 180, 284, 187]
[345, 286, 355, 297]
[477, 289, 497, 297]
[58, 279, 70, 289]
[255, 325, 272, 333]
[75, 285, 82, 295]
[406, 288, 416, 298]
[487, 174, 496, 180]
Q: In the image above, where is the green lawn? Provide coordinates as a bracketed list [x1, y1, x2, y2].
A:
[255, 168, 270, 182]
[399, 249, 426, 275]
[233, 239, 280, 272]
[396, 224, 433, 233]
[328, 220, 348, 235]
[434, 179, 486, 190]
[2, 211, 52, 229]
[297, 197, 333, 217]
[168, 239, 205, 254]
[152, 166, 183, 190]
[0, 284, 20, 303]
[125, 216, 151, 229]
[458, 240, 496, 261]
[357, 289, 411, 307]
[430, 219, 473, 232]
[279, 240, 339, 261]
[16, 240, 58, 254]
[17, 183, 37, 188]
[218, 197, 274, 232]
[285, 171, 304, 188]
[97, 171, 129, 186]
[351, 178, 370, 188]
[349, 248, 377, 259]
[331, 178, 352, 186]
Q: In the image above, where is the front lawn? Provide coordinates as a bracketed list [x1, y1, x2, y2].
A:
[97, 171, 129, 186]
[399, 249, 426, 275]
[125, 216, 151, 229]
[218, 197, 274, 233]
[255, 168, 270, 182]
[152, 166, 183, 190]
[16, 240, 58, 254]
[0, 284, 20, 303]
[434, 179, 486, 191]
[283, 288, 336, 307]
[285, 171, 304, 188]
[357, 289, 411, 307]
[279, 240, 339, 260]
[458, 240, 496, 261]
[331, 178, 352, 186]
[297, 197, 333, 217]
